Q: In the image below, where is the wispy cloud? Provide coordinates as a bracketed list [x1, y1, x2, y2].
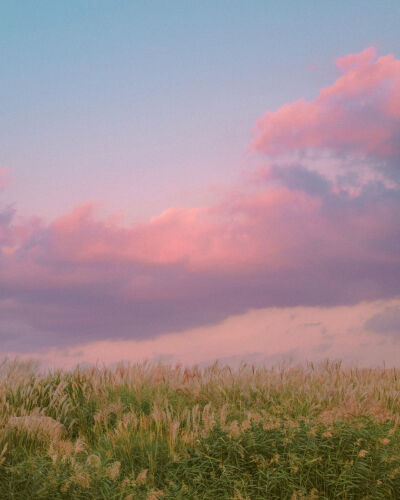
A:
[5, 298, 400, 370]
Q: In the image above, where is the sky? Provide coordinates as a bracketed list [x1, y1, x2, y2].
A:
[1, 1, 400, 368]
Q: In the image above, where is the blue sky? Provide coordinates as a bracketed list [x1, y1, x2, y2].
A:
[1, 1, 399, 221]
[1, 1, 400, 367]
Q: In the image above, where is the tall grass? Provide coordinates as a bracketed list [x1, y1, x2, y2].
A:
[0, 359, 399, 498]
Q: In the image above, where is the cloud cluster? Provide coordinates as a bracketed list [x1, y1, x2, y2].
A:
[5, 298, 400, 370]
[1, 48, 399, 353]
[251, 47, 400, 158]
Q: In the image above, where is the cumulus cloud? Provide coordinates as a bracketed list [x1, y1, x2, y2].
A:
[0, 48, 399, 355]
[251, 46, 400, 159]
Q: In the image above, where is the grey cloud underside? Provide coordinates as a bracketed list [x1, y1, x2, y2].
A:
[268, 165, 331, 196]
[1, 250, 399, 352]
[365, 306, 400, 338]
[1, 163, 400, 352]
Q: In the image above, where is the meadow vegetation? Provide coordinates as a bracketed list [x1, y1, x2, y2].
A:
[0, 359, 400, 499]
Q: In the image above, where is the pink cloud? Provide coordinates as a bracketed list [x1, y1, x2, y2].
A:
[0, 48, 399, 354]
[1, 166, 399, 354]
[251, 47, 400, 158]
[6, 298, 400, 370]
[336, 46, 377, 71]
[43, 187, 319, 272]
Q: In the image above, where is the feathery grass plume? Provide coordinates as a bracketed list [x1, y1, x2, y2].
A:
[0, 359, 400, 498]
[7, 414, 66, 441]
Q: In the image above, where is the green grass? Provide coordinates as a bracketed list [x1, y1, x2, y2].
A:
[0, 359, 399, 499]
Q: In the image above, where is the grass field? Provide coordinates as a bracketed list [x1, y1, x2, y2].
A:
[0, 359, 400, 499]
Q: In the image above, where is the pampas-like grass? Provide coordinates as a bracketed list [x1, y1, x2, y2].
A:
[0, 359, 399, 498]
